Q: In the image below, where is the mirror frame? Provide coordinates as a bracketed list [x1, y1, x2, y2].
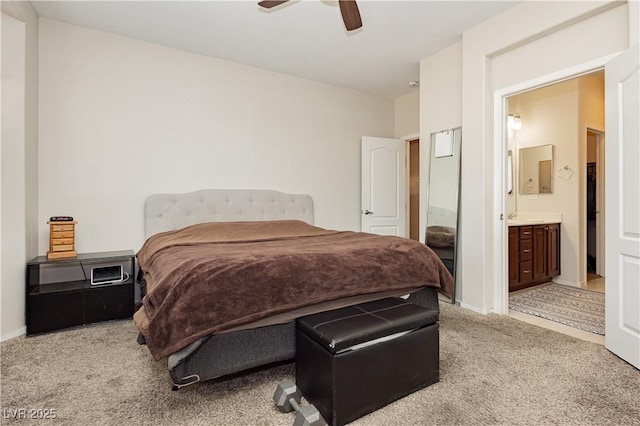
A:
[425, 127, 462, 303]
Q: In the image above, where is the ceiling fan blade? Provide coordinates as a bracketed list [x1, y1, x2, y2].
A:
[258, 0, 289, 9]
[338, 0, 362, 31]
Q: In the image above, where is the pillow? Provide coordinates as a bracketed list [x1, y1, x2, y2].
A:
[426, 225, 455, 248]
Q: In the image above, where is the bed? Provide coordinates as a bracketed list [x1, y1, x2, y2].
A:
[134, 189, 453, 388]
[426, 206, 457, 275]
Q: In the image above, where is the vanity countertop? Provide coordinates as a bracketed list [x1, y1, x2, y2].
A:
[508, 219, 560, 226]
[507, 212, 562, 227]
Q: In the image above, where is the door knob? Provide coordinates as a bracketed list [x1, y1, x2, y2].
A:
[363, 210, 374, 215]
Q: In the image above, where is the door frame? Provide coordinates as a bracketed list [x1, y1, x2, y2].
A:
[402, 133, 420, 239]
[492, 54, 619, 315]
[585, 127, 606, 278]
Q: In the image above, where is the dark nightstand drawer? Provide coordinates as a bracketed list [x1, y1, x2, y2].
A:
[29, 291, 84, 334]
[85, 282, 134, 323]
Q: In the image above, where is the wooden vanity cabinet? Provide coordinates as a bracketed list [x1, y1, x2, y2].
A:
[508, 223, 560, 292]
[532, 226, 547, 281]
[508, 228, 519, 288]
[546, 224, 560, 277]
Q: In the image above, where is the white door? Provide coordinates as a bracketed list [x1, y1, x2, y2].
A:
[361, 137, 406, 236]
[605, 45, 640, 369]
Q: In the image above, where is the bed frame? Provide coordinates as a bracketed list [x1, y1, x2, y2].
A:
[141, 189, 440, 388]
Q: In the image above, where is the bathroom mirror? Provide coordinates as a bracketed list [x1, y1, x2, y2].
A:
[519, 144, 553, 194]
[425, 127, 461, 303]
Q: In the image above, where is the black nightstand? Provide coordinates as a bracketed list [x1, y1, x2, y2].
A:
[26, 250, 135, 335]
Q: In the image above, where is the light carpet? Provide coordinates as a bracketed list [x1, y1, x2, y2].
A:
[1, 303, 638, 425]
[509, 284, 605, 335]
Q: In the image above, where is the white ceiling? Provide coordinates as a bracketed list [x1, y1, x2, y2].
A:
[31, 0, 520, 99]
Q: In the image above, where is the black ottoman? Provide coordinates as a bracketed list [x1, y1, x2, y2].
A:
[295, 298, 439, 426]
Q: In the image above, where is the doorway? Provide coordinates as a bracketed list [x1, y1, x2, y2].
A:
[585, 128, 605, 293]
[498, 69, 606, 341]
[360, 134, 417, 239]
[408, 138, 420, 241]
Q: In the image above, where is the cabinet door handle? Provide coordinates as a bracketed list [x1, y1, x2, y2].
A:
[523, 270, 530, 273]
[545, 226, 549, 230]
[523, 249, 531, 253]
[523, 232, 531, 235]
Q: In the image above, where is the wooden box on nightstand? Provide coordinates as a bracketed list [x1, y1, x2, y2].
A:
[47, 221, 78, 260]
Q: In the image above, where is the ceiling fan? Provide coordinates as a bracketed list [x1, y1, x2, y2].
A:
[258, 0, 363, 32]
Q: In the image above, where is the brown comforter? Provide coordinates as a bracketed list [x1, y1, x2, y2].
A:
[134, 220, 453, 360]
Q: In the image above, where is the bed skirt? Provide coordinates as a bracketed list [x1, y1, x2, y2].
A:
[167, 286, 440, 388]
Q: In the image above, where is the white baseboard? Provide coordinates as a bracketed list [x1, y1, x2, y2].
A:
[459, 302, 489, 315]
[552, 278, 581, 287]
[1, 326, 26, 342]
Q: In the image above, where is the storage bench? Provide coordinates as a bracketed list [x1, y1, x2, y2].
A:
[295, 297, 440, 426]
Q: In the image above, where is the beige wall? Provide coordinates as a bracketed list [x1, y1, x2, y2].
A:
[38, 19, 394, 257]
[419, 42, 463, 244]
[394, 91, 419, 138]
[1, 1, 39, 341]
[420, 1, 629, 312]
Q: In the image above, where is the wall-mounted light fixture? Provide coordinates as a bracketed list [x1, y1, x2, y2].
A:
[508, 113, 522, 131]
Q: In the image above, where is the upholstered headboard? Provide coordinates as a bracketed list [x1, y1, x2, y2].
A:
[144, 189, 314, 238]
[426, 205, 456, 228]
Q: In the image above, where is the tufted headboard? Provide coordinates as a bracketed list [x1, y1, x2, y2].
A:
[144, 189, 314, 238]
[426, 205, 456, 228]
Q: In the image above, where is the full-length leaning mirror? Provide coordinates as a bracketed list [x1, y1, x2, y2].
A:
[425, 127, 462, 303]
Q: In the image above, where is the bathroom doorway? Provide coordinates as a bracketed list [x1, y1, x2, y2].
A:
[502, 70, 606, 342]
[505, 70, 605, 288]
[585, 128, 605, 293]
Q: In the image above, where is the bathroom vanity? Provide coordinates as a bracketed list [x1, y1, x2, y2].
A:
[508, 221, 560, 292]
